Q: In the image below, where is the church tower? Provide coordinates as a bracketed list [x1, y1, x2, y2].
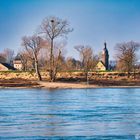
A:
[102, 42, 109, 70]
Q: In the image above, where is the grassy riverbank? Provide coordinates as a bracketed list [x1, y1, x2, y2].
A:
[0, 71, 140, 88]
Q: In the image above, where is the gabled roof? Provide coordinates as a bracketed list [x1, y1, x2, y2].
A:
[95, 61, 106, 71]
[97, 61, 105, 66]
[0, 63, 16, 70]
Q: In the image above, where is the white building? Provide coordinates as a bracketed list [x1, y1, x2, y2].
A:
[13, 55, 23, 70]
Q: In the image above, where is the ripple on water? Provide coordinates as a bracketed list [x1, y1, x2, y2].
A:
[0, 88, 140, 139]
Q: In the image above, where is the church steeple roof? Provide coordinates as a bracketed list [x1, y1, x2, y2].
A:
[14, 54, 21, 61]
[103, 42, 108, 52]
[102, 42, 109, 70]
[104, 42, 107, 49]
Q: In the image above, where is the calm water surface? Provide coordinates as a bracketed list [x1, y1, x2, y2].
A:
[0, 88, 140, 140]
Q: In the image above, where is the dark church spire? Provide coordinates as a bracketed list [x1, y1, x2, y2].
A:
[102, 42, 109, 70]
[104, 42, 107, 49]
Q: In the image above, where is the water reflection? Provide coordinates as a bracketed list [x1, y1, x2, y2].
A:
[0, 88, 140, 139]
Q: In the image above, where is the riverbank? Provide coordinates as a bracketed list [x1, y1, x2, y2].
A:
[0, 79, 40, 88]
[39, 79, 140, 89]
[0, 78, 140, 89]
[38, 81, 98, 89]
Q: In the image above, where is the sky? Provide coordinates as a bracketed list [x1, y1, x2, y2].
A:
[0, 0, 140, 60]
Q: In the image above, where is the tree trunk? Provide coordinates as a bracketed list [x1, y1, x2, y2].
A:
[34, 56, 42, 81]
[35, 61, 42, 81]
[85, 71, 88, 82]
[49, 39, 54, 82]
[127, 67, 130, 78]
[127, 71, 130, 78]
[51, 72, 56, 82]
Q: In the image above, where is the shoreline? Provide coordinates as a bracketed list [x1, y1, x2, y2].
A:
[0, 79, 140, 89]
[38, 81, 140, 89]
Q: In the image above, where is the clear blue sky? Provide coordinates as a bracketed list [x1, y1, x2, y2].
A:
[0, 0, 140, 60]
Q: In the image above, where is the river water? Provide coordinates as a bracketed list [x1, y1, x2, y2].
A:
[0, 88, 140, 140]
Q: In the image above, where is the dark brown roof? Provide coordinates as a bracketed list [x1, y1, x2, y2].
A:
[14, 55, 21, 61]
[0, 63, 16, 70]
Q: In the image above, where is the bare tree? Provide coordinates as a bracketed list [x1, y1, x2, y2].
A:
[65, 57, 82, 71]
[75, 45, 94, 80]
[3, 48, 14, 64]
[49, 42, 66, 81]
[18, 50, 30, 71]
[115, 41, 140, 78]
[0, 48, 14, 64]
[22, 35, 43, 81]
[39, 16, 73, 82]
[66, 57, 77, 71]
[38, 49, 48, 71]
[0, 54, 6, 63]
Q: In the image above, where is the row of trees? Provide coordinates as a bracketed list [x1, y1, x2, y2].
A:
[0, 16, 140, 81]
[19, 16, 99, 81]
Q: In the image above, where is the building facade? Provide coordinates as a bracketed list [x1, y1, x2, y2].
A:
[13, 55, 23, 70]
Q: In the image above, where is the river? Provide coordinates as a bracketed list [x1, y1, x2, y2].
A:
[0, 88, 140, 139]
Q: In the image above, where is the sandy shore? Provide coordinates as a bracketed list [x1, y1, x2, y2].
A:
[38, 81, 140, 89]
[38, 81, 99, 89]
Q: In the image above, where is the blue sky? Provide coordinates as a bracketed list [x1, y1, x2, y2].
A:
[0, 0, 140, 60]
